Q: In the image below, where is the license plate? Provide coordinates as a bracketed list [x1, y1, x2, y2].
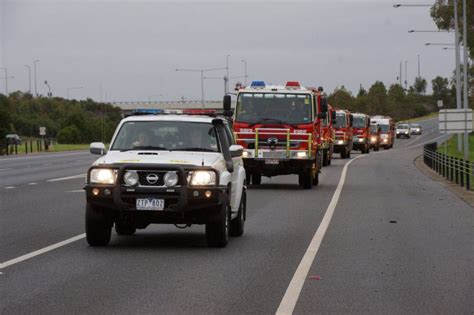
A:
[136, 198, 165, 210]
[265, 159, 279, 165]
[263, 151, 284, 158]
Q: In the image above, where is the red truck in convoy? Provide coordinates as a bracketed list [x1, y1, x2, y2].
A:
[351, 112, 371, 154]
[230, 80, 327, 189]
[370, 115, 395, 149]
[333, 109, 353, 159]
[321, 103, 336, 166]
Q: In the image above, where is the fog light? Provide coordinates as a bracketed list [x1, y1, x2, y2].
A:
[205, 190, 212, 198]
[242, 151, 250, 158]
[92, 188, 99, 196]
[104, 189, 111, 195]
[296, 151, 307, 158]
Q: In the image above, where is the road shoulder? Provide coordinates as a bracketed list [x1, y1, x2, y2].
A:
[414, 154, 474, 207]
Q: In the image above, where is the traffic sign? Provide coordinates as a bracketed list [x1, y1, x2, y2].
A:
[39, 127, 46, 136]
[438, 109, 473, 133]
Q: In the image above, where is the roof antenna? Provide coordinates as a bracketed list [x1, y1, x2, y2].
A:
[201, 158, 204, 166]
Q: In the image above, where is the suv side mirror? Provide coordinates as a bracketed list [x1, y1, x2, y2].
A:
[90, 142, 106, 155]
[320, 98, 328, 113]
[229, 144, 243, 158]
[223, 95, 232, 111]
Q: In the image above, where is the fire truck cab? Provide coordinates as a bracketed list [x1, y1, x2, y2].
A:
[333, 109, 353, 159]
[351, 112, 371, 154]
[230, 81, 326, 189]
[370, 115, 395, 149]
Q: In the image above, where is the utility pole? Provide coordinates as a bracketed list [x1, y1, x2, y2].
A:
[176, 66, 227, 105]
[417, 54, 420, 77]
[399, 61, 402, 86]
[454, 0, 462, 152]
[242, 59, 248, 86]
[25, 65, 31, 93]
[462, 0, 469, 160]
[0, 67, 7, 95]
[225, 55, 230, 94]
[405, 60, 408, 90]
[33, 59, 39, 96]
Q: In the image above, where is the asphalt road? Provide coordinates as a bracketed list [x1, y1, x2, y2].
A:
[1, 119, 472, 314]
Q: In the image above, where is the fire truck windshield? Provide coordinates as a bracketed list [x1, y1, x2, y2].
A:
[352, 116, 366, 128]
[333, 114, 346, 128]
[379, 124, 389, 133]
[235, 93, 312, 125]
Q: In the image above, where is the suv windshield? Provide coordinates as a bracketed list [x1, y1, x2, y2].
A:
[352, 116, 366, 128]
[235, 92, 313, 124]
[333, 114, 347, 128]
[111, 121, 219, 152]
[397, 124, 409, 129]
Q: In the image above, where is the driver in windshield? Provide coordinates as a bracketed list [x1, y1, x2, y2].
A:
[132, 130, 152, 147]
[183, 124, 215, 150]
[238, 101, 257, 121]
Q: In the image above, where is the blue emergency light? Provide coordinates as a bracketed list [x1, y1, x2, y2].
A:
[250, 80, 266, 88]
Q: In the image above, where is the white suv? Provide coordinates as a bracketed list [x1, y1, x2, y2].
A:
[85, 114, 246, 247]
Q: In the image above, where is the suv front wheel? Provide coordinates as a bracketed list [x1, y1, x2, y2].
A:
[85, 203, 112, 246]
[206, 201, 230, 247]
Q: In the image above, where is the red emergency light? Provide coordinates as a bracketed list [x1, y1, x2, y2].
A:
[183, 109, 216, 115]
[286, 81, 301, 88]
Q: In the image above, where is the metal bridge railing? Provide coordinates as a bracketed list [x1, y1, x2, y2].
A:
[423, 142, 473, 191]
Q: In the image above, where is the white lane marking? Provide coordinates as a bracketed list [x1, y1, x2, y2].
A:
[46, 174, 86, 182]
[0, 168, 11, 171]
[4, 186, 15, 189]
[0, 234, 86, 270]
[402, 134, 448, 150]
[0, 151, 88, 162]
[276, 154, 365, 315]
[28, 182, 38, 185]
[66, 190, 85, 193]
[399, 129, 437, 148]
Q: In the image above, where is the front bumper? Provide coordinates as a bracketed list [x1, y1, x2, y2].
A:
[85, 164, 227, 226]
[243, 157, 314, 176]
[352, 138, 368, 149]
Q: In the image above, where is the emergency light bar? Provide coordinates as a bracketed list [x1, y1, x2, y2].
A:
[286, 81, 301, 88]
[250, 80, 266, 88]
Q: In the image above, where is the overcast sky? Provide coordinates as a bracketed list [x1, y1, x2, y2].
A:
[1, 0, 455, 102]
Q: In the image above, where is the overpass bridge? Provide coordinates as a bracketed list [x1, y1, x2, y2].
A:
[111, 100, 235, 115]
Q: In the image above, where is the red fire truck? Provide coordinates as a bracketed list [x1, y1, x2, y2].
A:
[230, 81, 327, 189]
[333, 109, 353, 159]
[321, 103, 336, 165]
[351, 112, 371, 154]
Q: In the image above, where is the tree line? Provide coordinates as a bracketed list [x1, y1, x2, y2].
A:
[0, 92, 122, 144]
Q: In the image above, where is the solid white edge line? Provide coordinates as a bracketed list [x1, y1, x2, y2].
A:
[47, 174, 86, 182]
[275, 154, 365, 315]
[0, 234, 86, 270]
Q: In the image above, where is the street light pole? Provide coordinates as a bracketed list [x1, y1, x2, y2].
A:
[176, 66, 227, 105]
[454, 0, 462, 152]
[0, 67, 7, 95]
[225, 55, 230, 94]
[44, 80, 52, 97]
[462, 0, 469, 160]
[417, 54, 420, 77]
[33, 59, 39, 96]
[405, 60, 408, 90]
[242, 59, 248, 86]
[25, 65, 31, 93]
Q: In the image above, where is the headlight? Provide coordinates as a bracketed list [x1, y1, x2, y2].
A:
[337, 140, 345, 145]
[123, 171, 139, 186]
[189, 171, 216, 186]
[383, 138, 388, 143]
[90, 168, 116, 184]
[358, 138, 365, 142]
[295, 151, 307, 158]
[370, 136, 377, 142]
[164, 171, 178, 187]
[242, 151, 250, 158]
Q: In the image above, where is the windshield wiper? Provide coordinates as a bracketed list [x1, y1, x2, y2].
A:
[256, 117, 285, 124]
[121, 146, 169, 152]
[177, 147, 217, 152]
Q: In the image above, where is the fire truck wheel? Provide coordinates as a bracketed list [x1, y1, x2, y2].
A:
[347, 149, 351, 158]
[252, 173, 261, 185]
[322, 149, 329, 166]
[230, 190, 246, 237]
[245, 171, 252, 185]
[312, 172, 319, 186]
[340, 148, 347, 159]
[300, 172, 313, 189]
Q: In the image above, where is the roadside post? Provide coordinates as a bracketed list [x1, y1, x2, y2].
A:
[39, 127, 46, 151]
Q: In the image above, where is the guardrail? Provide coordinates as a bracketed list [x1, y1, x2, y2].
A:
[423, 142, 473, 191]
